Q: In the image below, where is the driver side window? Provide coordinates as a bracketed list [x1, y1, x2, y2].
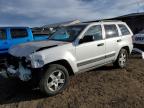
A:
[84, 25, 102, 41]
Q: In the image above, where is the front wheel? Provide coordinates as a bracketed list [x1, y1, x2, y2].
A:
[113, 49, 128, 68]
[39, 64, 69, 96]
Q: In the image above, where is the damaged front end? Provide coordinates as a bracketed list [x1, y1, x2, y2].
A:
[0, 56, 32, 81]
[0, 40, 66, 81]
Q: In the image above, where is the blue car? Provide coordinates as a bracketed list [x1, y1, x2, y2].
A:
[0, 27, 49, 55]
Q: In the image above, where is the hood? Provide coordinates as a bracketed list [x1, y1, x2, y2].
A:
[9, 40, 69, 57]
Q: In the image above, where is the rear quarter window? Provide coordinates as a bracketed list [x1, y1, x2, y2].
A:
[11, 28, 28, 38]
[118, 24, 131, 36]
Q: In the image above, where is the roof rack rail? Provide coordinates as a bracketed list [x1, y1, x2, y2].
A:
[84, 19, 122, 23]
[98, 20, 122, 22]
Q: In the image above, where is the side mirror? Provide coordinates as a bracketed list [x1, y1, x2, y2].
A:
[79, 35, 94, 44]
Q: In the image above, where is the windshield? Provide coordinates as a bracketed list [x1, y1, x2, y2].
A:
[140, 30, 144, 34]
[49, 25, 86, 42]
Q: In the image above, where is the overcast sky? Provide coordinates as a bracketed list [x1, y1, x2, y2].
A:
[0, 0, 144, 27]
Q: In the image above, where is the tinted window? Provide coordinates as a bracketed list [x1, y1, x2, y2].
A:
[104, 25, 119, 38]
[0, 29, 6, 40]
[118, 24, 130, 36]
[84, 25, 102, 41]
[11, 29, 28, 38]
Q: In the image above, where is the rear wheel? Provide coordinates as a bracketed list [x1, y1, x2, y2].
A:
[113, 49, 128, 68]
[39, 64, 69, 96]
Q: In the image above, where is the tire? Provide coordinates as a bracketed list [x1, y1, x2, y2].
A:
[113, 49, 128, 68]
[39, 64, 69, 96]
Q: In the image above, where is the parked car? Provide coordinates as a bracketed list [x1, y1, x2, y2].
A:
[1, 21, 133, 96]
[132, 29, 144, 59]
[133, 29, 144, 51]
[0, 27, 49, 55]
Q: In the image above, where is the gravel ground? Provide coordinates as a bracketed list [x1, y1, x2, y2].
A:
[0, 55, 144, 108]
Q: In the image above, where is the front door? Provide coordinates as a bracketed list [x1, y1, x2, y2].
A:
[76, 25, 105, 71]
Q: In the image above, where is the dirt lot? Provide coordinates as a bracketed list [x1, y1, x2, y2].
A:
[0, 55, 144, 108]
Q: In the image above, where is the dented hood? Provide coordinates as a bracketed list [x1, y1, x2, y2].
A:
[9, 40, 69, 57]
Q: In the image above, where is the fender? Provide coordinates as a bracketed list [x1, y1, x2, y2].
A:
[30, 44, 79, 73]
[44, 51, 78, 73]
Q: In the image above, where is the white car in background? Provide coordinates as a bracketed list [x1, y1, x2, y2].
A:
[133, 30, 144, 49]
[133, 30, 144, 58]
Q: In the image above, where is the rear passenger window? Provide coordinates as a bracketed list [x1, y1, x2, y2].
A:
[11, 29, 28, 38]
[118, 24, 130, 36]
[0, 29, 6, 40]
[84, 25, 102, 41]
[104, 25, 119, 38]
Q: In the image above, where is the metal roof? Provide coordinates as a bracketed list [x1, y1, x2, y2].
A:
[113, 12, 144, 19]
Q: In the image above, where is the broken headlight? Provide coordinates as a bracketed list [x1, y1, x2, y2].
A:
[33, 59, 44, 68]
[29, 54, 45, 68]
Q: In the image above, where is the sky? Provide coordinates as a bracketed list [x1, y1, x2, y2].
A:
[0, 0, 144, 27]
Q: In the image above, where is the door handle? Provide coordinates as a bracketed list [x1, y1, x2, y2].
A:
[117, 39, 122, 42]
[97, 43, 104, 47]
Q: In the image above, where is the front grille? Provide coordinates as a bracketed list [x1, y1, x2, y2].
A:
[8, 55, 31, 69]
[8, 55, 20, 68]
[7, 55, 30, 68]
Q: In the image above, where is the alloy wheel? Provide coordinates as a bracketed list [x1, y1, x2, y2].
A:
[46, 70, 65, 92]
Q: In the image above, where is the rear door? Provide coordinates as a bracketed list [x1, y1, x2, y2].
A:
[118, 24, 133, 45]
[0, 28, 10, 54]
[104, 24, 122, 62]
[9, 28, 30, 47]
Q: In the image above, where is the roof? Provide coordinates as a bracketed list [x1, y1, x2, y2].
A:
[112, 12, 144, 19]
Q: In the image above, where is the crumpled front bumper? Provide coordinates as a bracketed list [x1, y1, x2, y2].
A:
[0, 63, 32, 81]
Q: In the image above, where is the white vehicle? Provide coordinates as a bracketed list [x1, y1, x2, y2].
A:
[1, 21, 133, 96]
[133, 30, 144, 58]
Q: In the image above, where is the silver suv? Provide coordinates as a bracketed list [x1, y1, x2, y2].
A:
[1, 21, 133, 96]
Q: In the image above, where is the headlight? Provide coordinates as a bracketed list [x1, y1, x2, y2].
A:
[29, 54, 45, 68]
[33, 59, 44, 68]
